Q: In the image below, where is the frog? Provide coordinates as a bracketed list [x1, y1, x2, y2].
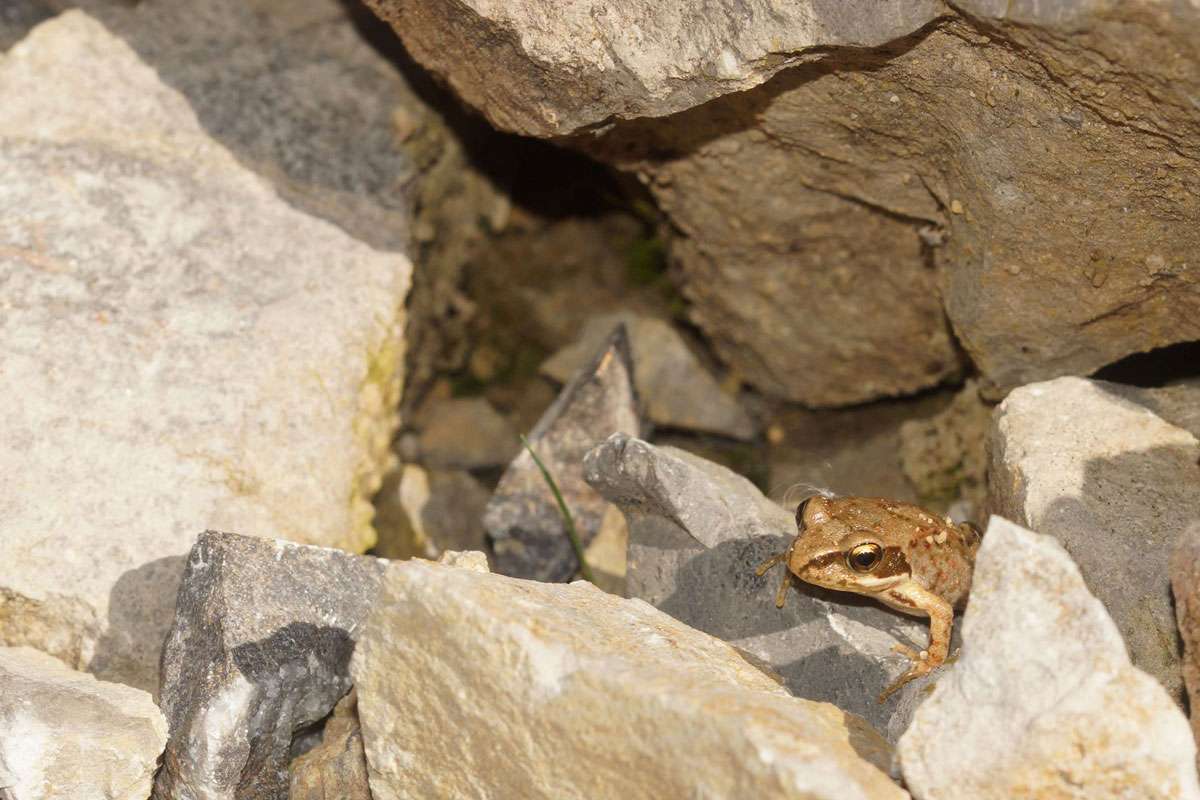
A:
[756, 494, 982, 701]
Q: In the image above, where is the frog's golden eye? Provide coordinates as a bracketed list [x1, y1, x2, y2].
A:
[795, 496, 813, 529]
[847, 542, 883, 572]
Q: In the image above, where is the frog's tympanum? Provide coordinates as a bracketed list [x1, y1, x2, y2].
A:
[757, 495, 981, 701]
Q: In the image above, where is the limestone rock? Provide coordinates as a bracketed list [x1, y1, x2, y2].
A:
[352, 558, 907, 799]
[154, 532, 385, 800]
[363, 0, 944, 137]
[898, 380, 991, 516]
[415, 397, 519, 469]
[436, 550, 490, 572]
[584, 503, 629, 596]
[485, 326, 640, 581]
[989, 377, 1200, 701]
[0, 646, 167, 800]
[584, 433, 937, 735]
[374, 465, 491, 559]
[1172, 525, 1200, 768]
[898, 516, 1200, 800]
[289, 690, 372, 800]
[542, 312, 756, 440]
[0, 11, 408, 693]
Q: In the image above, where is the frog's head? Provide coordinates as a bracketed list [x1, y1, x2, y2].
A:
[786, 495, 911, 596]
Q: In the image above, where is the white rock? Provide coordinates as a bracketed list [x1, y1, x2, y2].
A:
[898, 516, 1200, 800]
[542, 312, 756, 439]
[989, 376, 1200, 700]
[0, 646, 167, 800]
[0, 11, 409, 692]
[352, 560, 908, 800]
[436, 550, 490, 573]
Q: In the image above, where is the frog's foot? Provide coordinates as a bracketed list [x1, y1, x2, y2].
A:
[878, 645, 936, 703]
[754, 551, 787, 577]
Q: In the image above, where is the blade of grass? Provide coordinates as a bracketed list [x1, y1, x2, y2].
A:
[520, 434, 595, 584]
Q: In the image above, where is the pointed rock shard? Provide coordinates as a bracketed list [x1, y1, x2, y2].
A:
[989, 376, 1200, 700]
[352, 559, 909, 799]
[899, 516, 1200, 800]
[583, 432, 935, 736]
[485, 325, 639, 581]
[0, 646, 167, 800]
[154, 532, 385, 800]
[542, 312, 756, 440]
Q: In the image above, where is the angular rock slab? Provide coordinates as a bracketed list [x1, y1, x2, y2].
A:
[542, 311, 756, 440]
[363, 0, 943, 137]
[154, 532, 385, 800]
[989, 376, 1200, 701]
[485, 325, 639, 581]
[0, 11, 409, 692]
[898, 516, 1200, 800]
[0, 646, 167, 800]
[352, 558, 908, 799]
[583, 433, 934, 736]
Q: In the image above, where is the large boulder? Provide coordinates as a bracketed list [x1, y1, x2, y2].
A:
[0, 10, 409, 692]
[369, 0, 1200, 403]
[899, 516, 1200, 800]
[0, 646, 167, 800]
[989, 376, 1200, 701]
[351, 557, 908, 799]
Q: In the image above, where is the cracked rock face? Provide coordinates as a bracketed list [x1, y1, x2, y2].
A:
[485, 325, 640, 581]
[0, 646, 167, 800]
[0, 10, 409, 692]
[899, 516, 1200, 800]
[372, 0, 1200, 403]
[584, 432, 939, 737]
[154, 532, 385, 800]
[352, 557, 908, 800]
[989, 376, 1200, 702]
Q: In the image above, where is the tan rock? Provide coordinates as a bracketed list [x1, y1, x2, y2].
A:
[0, 646, 167, 800]
[290, 690, 372, 800]
[352, 560, 908, 799]
[898, 516, 1200, 800]
[1170, 524, 1200, 769]
[0, 11, 409, 692]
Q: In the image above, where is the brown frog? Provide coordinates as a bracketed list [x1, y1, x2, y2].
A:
[757, 495, 981, 701]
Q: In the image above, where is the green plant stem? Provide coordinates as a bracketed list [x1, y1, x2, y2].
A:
[520, 434, 596, 584]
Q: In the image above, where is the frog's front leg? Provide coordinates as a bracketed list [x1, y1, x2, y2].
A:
[877, 582, 953, 702]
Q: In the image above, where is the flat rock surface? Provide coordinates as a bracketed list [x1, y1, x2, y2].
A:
[542, 311, 755, 439]
[989, 376, 1200, 702]
[485, 326, 640, 581]
[584, 433, 939, 736]
[899, 516, 1200, 800]
[352, 558, 908, 799]
[0, 11, 409, 692]
[0, 646, 167, 800]
[154, 532, 385, 800]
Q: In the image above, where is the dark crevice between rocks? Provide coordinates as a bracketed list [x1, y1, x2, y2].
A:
[1093, 340, 1200, 388]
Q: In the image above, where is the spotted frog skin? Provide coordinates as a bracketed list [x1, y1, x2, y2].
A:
[757, 495, 981, 701]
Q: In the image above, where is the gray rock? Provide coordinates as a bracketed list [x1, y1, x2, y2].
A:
[485, 326, 640, 581]
[154, 532, 385, 800]
[0, 10, 408, 693]
[899, 516, 1200, 800]
[0, 646, 167, 800]
[415, 397, 519, 470]
[989, 376, 1200, 702]
[351, 558, 907, 799]
[584, 432, 940, 735]
[542, 311, 756, 440]
[0, 0, 51, 51]
[374, 465, 492, 558]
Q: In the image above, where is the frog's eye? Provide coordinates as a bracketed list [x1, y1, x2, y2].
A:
[795, 496, 813, 529]
[846, 542, 883, 572]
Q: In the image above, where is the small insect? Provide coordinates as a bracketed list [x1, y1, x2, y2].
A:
[757, 495, 981, 702]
